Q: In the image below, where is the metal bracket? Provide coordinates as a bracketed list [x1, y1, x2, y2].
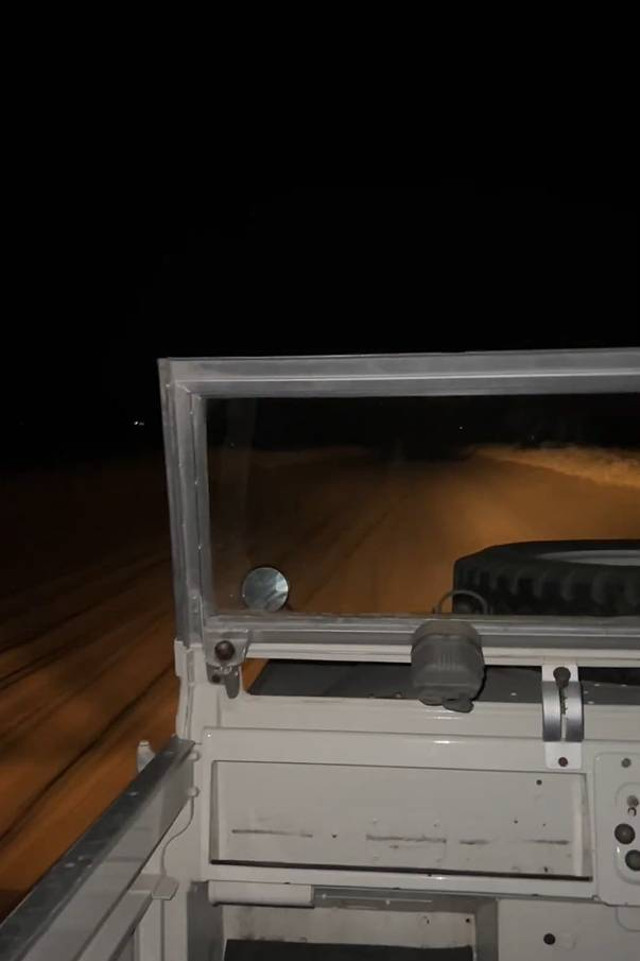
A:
[136, 740, 156, 773]
[137, 873, 179, 901]
[542, 663, 583, 770]
[221, 667, 241, 699]
[205, 633, 249, 699]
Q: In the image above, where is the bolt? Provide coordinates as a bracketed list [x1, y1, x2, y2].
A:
[614, 823, 636, 845]
[627, 795, 639, 809]
[624, 850, 640, 871]
[543, 932, 556, 945]
[558, 756, 569, 767]
[214, 640, 235, 662]
[553, 667, 571, 689]
[621, 757, 632, 768]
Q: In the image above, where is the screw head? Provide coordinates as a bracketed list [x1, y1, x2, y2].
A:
[558, 756, 569, 767]
[543, 932, 556, 945]
[614, 823, 636, 845]
[625, 849, 640, 871]
[553, 666, 571, 688]
[621, 757, 632, 768]
[214, 640, 235, 662]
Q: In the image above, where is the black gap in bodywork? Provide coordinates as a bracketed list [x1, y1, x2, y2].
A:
[225, 942, 472, 960]
[249, 663, 640, 703]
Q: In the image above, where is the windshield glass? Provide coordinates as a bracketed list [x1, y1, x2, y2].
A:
[207, 394, 640, 616]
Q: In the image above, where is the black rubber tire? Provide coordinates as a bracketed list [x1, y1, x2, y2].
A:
[453, 540, 640, 616]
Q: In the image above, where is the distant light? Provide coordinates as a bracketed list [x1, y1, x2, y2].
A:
[458, 425, 464, 430]
[132, 419, 145, 428]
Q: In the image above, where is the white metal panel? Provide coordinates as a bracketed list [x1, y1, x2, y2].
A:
[594, 752, 640, 905]
[222, 904, 472, 950]
[204, 727, 550, 771]
[207, 863, 593, 899]
[499, 898, 640, 960]
[215, 762, 587, 876]
[217, 686, 640, 744]
[202, 725, 639, 776]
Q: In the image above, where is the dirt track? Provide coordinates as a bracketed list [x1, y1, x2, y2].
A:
[212, 447, 640, 614]
[1, 448, 639, 915]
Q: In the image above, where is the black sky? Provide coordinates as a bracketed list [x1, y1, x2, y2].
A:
[5, 168, 638, 465]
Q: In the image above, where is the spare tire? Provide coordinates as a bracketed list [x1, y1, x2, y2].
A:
[453, 540, 640, 616]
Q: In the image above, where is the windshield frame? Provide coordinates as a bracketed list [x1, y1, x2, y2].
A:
[159, 349, 640, 661]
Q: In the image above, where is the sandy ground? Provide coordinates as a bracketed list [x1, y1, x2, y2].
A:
[478, 445, 640, 490]
[1, 447, 639, 916]
[211, 446, 640, 614]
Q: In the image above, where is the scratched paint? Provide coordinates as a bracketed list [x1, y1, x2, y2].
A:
[231, 828, 314, 839]
[524, 839, 570, 846]
[366, 834, 447, 844]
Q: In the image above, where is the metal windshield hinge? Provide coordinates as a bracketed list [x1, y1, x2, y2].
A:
[541, 663, 583, 770]
[205, 633, 250, 699]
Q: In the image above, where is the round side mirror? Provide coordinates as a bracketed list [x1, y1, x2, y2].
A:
[241, 566, 289, 612]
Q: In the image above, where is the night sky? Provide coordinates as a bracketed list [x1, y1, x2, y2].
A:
[4, 170, 637, 466]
